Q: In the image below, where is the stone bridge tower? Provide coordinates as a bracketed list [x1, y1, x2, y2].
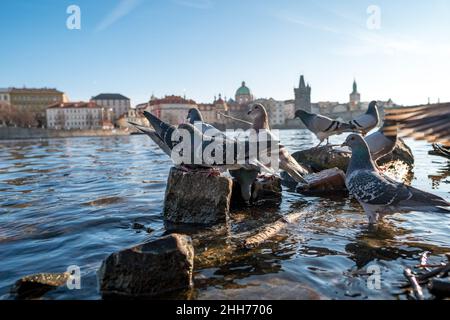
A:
[294, 75, 311, 112]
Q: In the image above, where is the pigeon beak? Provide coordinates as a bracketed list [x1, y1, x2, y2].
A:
[341, 142, 348, 147]
[247, 110, 252, 115]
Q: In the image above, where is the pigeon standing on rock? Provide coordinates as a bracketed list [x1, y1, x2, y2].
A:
[187, 108, 264, 203]
[248, 103, 309, 183]
[348, 101, 380, 135]
[295, 109, 355, 147]
[131, 111, 277, 202]
[343, 134, 449, 224]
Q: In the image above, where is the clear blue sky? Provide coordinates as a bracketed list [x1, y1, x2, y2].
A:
[1, 0, 450, 106]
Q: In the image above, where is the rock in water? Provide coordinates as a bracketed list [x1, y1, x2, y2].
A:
[164, 167, 233, 225]
[290, 137, 414, 173]
[291, 145, 351, 173]
[12, 272, 70, 299]
[296, 168, 347, 195]
[98, 234, 194, 298]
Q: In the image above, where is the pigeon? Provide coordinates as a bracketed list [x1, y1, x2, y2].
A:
[186, 108, 226, 138]
[343, 134, 449, 224]
[248, 103, 309, 183]
[141, 111, 276, 169]
[132, 111, 278, 202]
[186, 108, 262, 202]
[333, 119, 398, 162]
[348, 101, 380, 135]
[294, 109, 355, 147]
[364, 119, 398, 161]
[384, 103, 450, 146]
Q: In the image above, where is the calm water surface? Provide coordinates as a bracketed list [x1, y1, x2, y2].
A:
[0, 130, 449, 299]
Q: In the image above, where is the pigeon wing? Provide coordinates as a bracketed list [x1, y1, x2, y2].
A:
[347, 170, 412, 206]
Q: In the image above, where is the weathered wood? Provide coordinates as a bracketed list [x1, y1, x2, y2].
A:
[239, 212, 303, 249]
[417, 263, 450, 282]
[403, 268, 424, 300]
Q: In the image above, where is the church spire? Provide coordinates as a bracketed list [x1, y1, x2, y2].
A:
[352, 79, 358, 94]
[299, 75, 306, 89]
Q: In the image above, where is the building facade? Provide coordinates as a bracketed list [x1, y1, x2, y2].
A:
[294, 75, 312, 112]
[145, 95, 197, 125]
[46, 102, 113, 130]
[91, 93, 131, 122]
[2, 88, 66, 112]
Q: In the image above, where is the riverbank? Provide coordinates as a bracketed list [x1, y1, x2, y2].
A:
[0, 127, 130, 140]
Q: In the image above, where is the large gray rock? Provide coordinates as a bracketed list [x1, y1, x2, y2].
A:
[12, 272, 70, 300]
[164, 167, 232, 225]
[98, 233, 194, 298]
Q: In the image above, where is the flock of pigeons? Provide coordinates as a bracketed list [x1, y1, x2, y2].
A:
[130, 101, 449, 224]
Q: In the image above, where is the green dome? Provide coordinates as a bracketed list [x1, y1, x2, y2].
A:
[236, 81, 251, 96]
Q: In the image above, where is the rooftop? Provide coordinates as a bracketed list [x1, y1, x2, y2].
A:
[149, 95, 197, 106]
[47, 102, 102, 109]
[0, 87, 64, 94]
[92, 93, 130, 100]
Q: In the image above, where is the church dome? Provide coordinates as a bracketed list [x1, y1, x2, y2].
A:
[236, 81, 251, 96]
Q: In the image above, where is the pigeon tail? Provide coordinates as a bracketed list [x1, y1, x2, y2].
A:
[400, 185, 450, 209]
[143, 111, 174, 139]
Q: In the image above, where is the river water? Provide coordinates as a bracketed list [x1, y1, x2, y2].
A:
[0, 130, 449, 300]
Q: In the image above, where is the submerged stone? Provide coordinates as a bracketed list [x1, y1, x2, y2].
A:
[12, 272, 70, 300]
[98, 233, 194, 298]
[164, 167, 232, 225]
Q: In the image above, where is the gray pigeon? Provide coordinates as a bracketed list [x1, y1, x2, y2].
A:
[186, 108, 261, 202]
[132, 111, 275, 202]
[249, 103, 309, 183]
[348, 101, 380, 135]
[295, 109, 355, 147]
[141, 111, 275, 170]
[343, 134, 449, 224]
[364, 119, 398, 161]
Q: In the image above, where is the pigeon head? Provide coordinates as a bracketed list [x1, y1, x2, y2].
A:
[342, 134, 367, 149]
[343, 134, 376, 172]
[367, 101, 378, 114]
[247, 103, 266, 117]
[247, 103, 270, 130]
[187, 108, 203, 124]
